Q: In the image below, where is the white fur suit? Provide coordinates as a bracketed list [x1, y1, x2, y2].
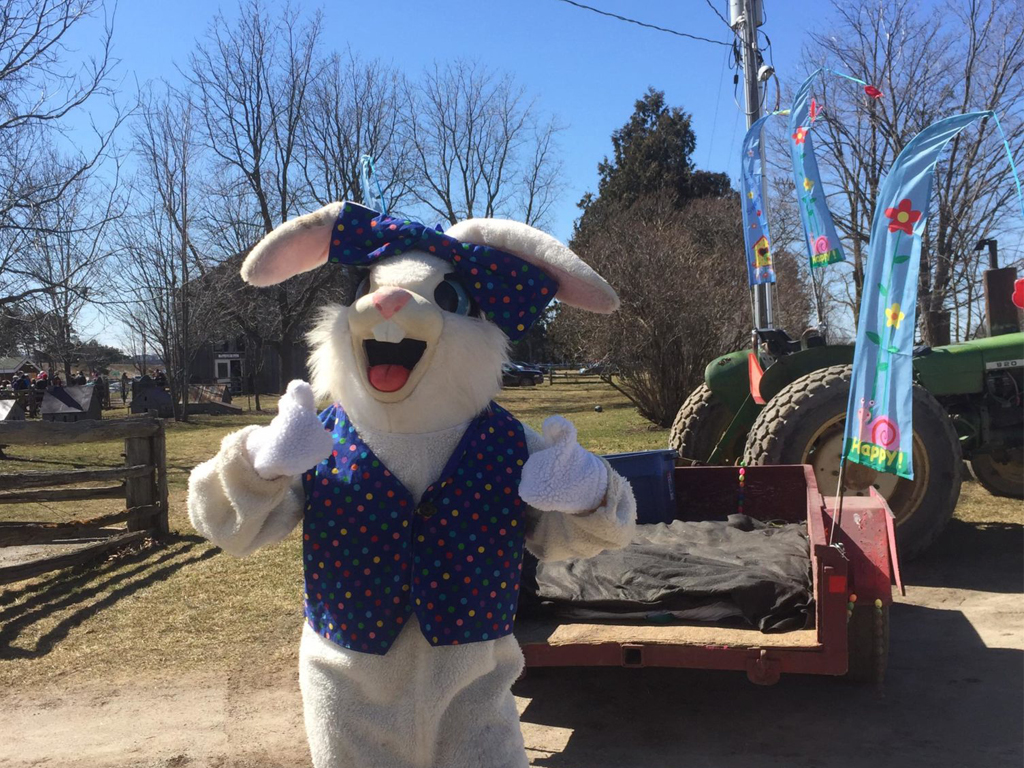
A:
[188, 201, 636, 768]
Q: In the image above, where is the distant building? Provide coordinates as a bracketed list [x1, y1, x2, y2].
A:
[0, 357, 40, 378]
[192, 335, 302, 396]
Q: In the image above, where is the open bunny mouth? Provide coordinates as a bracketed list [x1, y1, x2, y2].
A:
[363, 338, 427, 393]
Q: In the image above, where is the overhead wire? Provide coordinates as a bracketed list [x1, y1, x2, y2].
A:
[703, 0, 732, 30]
[705, 45, 730, 167]
[552, 0, 733, 46]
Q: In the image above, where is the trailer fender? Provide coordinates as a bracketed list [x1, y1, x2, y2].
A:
[828, 495, 903, 605]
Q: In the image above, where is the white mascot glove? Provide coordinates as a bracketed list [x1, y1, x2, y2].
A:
[519, 415, 609, 514]
[245, 380, 334, 480]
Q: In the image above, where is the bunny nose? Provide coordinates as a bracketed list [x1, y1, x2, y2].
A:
[372, 287, 412, 319]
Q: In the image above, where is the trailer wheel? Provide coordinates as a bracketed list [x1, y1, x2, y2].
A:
[846, 603, 889, 684]
[743, 365, 962, 560]
[669, 384, 733, 464]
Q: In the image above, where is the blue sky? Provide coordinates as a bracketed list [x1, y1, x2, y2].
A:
[78, 0, 1002, 346]
[104, 0, 813, 243]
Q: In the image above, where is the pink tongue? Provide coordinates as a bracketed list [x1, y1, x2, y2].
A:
[368, 364, 410, 392]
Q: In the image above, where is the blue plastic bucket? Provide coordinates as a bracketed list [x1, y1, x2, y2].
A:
[602, 449, 678, 524]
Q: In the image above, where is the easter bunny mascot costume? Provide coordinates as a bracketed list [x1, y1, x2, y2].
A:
[188, 201, 636, 768]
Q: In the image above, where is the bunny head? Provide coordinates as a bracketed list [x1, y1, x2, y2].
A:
[240, 201, 618, 433]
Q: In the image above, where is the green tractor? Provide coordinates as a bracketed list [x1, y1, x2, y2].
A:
[670, 262, 1023, 560]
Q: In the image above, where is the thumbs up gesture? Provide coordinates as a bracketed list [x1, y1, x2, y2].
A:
[520, 416, 609, 514]
[246, 380, 335, 480]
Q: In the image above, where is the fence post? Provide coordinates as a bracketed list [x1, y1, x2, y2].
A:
[153, 420, 169, 535]
[124, 433, 156, 532]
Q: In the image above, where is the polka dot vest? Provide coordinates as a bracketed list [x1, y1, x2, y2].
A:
[302, 402, 529, 655]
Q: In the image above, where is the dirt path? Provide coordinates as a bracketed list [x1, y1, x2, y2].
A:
[2, 519, 1020, 768]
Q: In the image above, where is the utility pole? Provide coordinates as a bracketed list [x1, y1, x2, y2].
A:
[731, 0, 773, 330]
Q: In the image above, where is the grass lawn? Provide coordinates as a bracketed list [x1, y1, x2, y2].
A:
[0, 381, 1016, 691]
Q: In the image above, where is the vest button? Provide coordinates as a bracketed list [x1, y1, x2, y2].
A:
[416, 502, 438, 518]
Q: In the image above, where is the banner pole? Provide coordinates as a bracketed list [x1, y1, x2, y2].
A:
[829, 455, 847, 546]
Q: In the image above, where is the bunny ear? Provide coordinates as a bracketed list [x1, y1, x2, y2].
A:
[240, 202, 346, 287]
[444, 219, 619, 313]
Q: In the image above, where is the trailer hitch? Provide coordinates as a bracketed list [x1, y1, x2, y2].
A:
[746, 649, 781, 686]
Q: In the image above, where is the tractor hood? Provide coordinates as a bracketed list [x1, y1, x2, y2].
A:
[913, 332, 1024, 396]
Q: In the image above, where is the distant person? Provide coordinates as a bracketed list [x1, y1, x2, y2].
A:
[32, 373, 48, 418]
[93, 372, 110, 408]
[120, 372, 129, 403]
[74, 370, 87, 385]
[27, 374, 43, 417]
[52, 374, 63, 387]
[154, 369, 167, 388]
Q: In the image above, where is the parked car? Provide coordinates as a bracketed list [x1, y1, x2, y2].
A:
[502, 361, 544, 387]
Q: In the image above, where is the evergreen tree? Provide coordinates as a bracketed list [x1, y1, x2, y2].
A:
[575, 88, 731, 243]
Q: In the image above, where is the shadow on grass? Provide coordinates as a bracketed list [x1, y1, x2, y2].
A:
[0, 534, 216, 661]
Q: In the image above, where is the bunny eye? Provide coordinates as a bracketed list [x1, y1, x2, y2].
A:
[434, 275, 474, 316]
[351, 273, 371, 305]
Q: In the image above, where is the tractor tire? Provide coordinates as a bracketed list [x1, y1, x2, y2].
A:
[742, 365, 962, 561]
[846, 603, 889, 684]
[669, 384, 733, 464]
[970, 449, 1024, 499]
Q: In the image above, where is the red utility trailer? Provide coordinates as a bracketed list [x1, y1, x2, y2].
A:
[515, 463, 904, 685]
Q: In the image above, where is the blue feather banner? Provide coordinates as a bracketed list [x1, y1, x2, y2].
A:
[790, 69, 847, 270]
[842, 111, 1021, 480]
[740, 114, 777, 286]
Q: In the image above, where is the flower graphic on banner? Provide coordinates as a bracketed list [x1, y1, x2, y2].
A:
[792, 126, 808, 145]
[885, 303, 905, 329]
[814, 236, 831, 256]
[803, 177, 815, 192]
[885, 199, 921, 235]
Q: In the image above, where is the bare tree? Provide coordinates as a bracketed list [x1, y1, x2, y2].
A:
[554, 193, 810, 427]
[114, 199, 220, 418]
[127, 84, 208, 419]
[404, 60, 564, 227]
[0, 0, 125, 309]
[798, 0, 1024, 343]
[24, 175, 116, 376]
[186, 0, 342, 387]
[300, 51, 414, 210]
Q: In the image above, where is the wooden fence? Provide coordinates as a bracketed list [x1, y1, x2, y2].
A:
[0, 416, 168, 585]
[545, 368, 615, 386]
